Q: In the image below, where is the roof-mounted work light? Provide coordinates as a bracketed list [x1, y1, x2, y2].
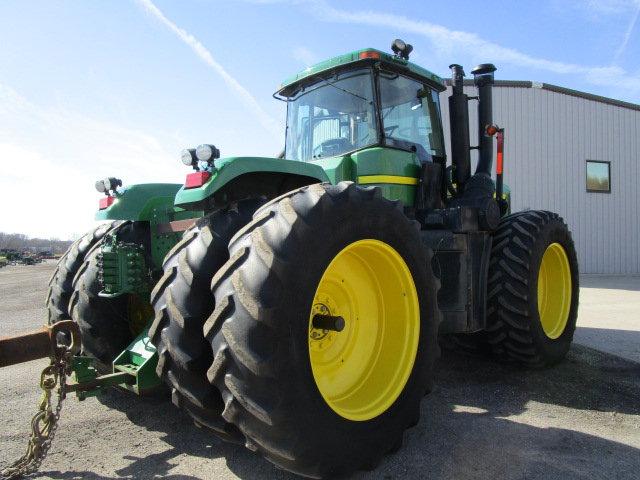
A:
[391, 39, 413, 60]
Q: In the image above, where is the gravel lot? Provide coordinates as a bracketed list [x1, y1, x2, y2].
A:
[1, 261, 638, 479]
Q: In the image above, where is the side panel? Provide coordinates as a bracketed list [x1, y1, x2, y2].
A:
[308, 155, 353, 184]
[174, 157, 330, 207]
[350, 147, 421, 206]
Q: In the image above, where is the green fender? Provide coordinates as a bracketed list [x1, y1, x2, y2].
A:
[174, 156, 331, 208]
[95, 183, 183, 221]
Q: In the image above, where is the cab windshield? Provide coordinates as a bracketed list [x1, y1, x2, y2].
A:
[285, 68, 377, 162]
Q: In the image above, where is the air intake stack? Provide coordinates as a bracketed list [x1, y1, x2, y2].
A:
[448, 64, 472, 192]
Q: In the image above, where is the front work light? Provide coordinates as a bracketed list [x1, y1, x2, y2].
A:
[181, 148, 196, 166]
[195, 144, 220, 163]
[103, 177, 122, 192]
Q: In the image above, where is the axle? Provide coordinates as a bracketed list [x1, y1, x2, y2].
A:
[312, 314, 346, 332]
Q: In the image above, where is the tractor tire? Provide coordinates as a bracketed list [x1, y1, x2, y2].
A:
[206, 182, 440, 478]
[148, 199, 264, 444]
[485, 210, 579, 367]
[46, 221, 121, 324]
[438, 330, 488, 357]
[69, 221, 151, 371]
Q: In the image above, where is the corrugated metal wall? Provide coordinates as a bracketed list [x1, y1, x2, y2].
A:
[440, 85, 640, 274]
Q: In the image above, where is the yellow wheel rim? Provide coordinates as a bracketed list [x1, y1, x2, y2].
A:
[308, 239, 420, 421]
[537, 242, 572, 339]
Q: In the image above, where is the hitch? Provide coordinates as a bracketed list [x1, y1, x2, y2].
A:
[0, 320, 80, 368]
[0, 321, 157, 398]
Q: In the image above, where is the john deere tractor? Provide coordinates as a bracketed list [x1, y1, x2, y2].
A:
[42, 40, 578, 478]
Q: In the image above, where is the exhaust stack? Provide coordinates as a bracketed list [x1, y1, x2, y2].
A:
[448, 64, 472, 192]
[471, 63, 496, 176]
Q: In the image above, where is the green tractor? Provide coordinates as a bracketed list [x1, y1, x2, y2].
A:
[47, 40, 578, 477]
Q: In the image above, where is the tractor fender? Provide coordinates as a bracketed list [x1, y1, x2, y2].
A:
[95, 183, 183, 221]
[173, 156, 331, 209]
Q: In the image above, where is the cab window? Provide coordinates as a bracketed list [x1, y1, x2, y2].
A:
[378, 72, 445, 159]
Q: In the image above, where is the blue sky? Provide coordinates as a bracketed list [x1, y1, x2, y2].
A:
[1, 0, 639, 239]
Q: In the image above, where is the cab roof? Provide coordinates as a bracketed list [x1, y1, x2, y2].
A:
[276, 48, 446, 97]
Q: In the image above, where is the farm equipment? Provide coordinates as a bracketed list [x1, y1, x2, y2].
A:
[21, 256, 36, 266]
[1, 40, 579, 479]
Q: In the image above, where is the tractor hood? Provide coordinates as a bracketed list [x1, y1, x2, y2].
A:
[173, 156, 330, 208]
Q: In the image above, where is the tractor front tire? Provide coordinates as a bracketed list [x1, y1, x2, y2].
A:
[206, 182, 440, 478]
[149, 199, 264, 443]
[46, 221, 120, 324]
[485, 210, 579, 367]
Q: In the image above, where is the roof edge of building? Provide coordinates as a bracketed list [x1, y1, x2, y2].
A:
[444, 79, 640, 112]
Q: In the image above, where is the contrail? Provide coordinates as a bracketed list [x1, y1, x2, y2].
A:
[135, 0, 282, 137]
[250, 0, 640, 91]
[612, 1, 640, 64]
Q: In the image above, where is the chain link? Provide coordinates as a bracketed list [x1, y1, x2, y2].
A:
[0, 345, 73, 479]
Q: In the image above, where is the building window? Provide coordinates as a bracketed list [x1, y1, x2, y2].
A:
[586, 160, 611, 193]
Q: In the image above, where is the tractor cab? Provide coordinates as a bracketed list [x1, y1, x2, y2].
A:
[276, 47, 447, 166]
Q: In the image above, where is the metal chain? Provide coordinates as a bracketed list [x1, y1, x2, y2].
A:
[0, 347, 72, 479]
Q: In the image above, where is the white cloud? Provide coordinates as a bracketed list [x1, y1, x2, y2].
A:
[580, 0, 640, 14]
[0, 83, 184, 240]
[241, 0, 640, 93]
[134, 0, 282, 137]
[292, 46, 318, 67]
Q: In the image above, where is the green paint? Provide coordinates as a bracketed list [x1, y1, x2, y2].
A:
[278, 49, 445, 96]
[68, 328, 161, 399]
[307, 154, 352, 184]
[306, 147, 419, 205]
[98, 236, 149, 298]
[174, 156, 330, 207]
[350, 147, 421, 177]
[71, 357, 99, 400]
[70, 357, 134, 401]
[95, 183, 182, 221]
[179, 146, 420, 207]
[151, 230, 183, 269]
[113, 328, 161, 395]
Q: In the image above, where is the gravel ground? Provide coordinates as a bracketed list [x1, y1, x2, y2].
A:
[0, 261, 638, 479]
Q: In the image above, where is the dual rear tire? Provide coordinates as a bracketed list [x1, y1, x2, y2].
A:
[203, 182, 440, 477]
[47, 221, 152, 371]
[148, 200, 264, 443]
[150, 182, 440, 478]
[485, 210, 579, 366]
[442, 210, 579, 367]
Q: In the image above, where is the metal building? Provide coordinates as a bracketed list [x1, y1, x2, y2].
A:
[439, 81, 640, 274]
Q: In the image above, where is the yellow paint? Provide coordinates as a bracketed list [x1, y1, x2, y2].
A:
[537, 242, 572, 339]
[358, 175, 419, 185]
[308, 239, 420, 421]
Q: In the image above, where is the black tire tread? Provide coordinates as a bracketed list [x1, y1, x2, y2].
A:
[207, 182, 440, 478]
[485, 210, 579, 367]
[46, 221, 121, 324]
[148, 201, 264, 444]
[68, 221, 140, 370]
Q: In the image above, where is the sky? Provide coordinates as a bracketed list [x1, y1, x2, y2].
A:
[1, 0, 639, 240]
